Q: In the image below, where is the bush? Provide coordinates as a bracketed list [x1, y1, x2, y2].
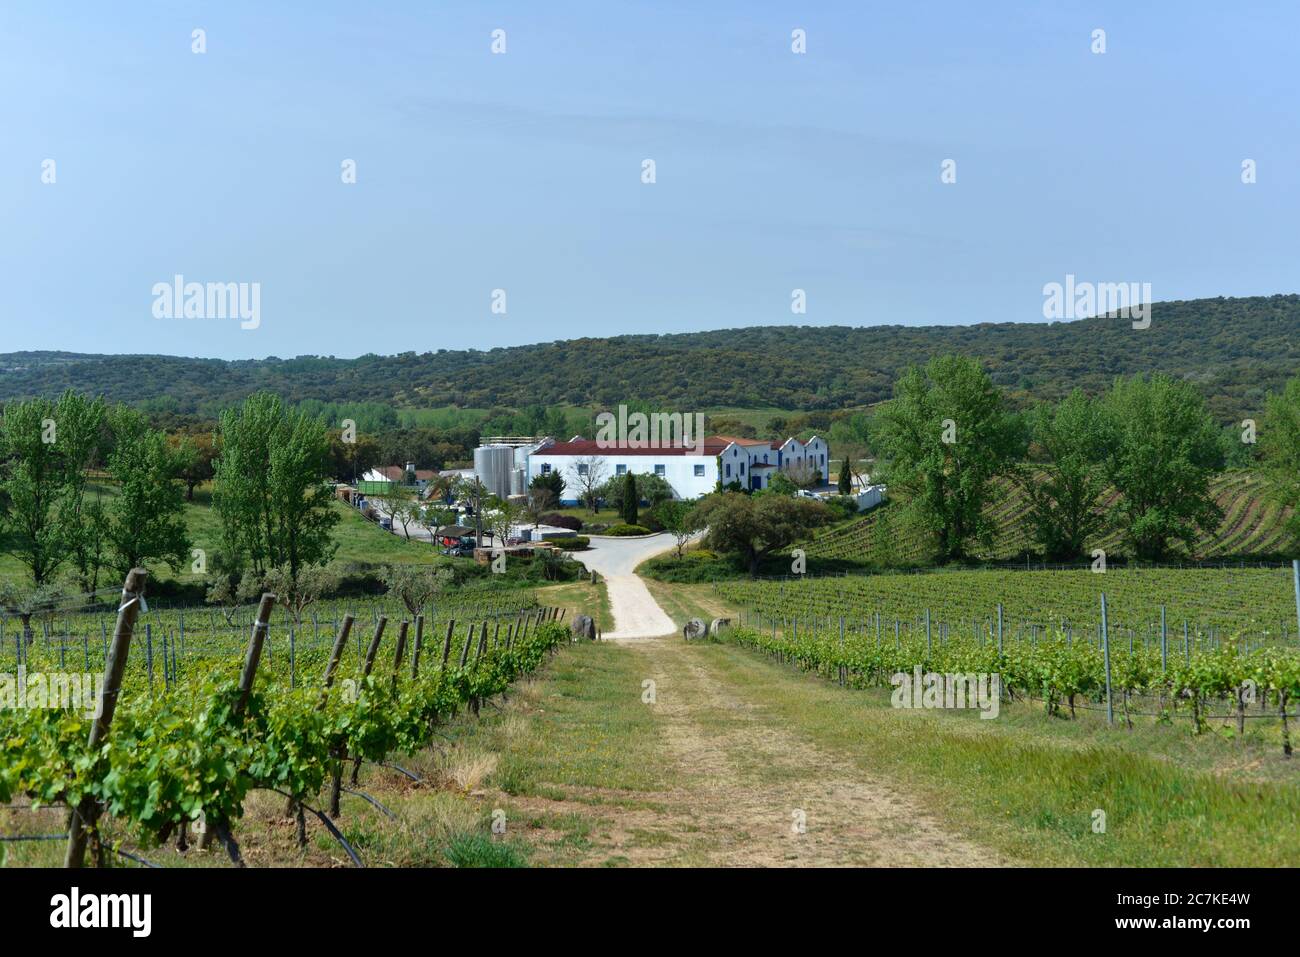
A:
[540, 512, 583, 531]
[825, 495, 860, 521]
[552, 536, 590, 551]
[639, 551, 743, 582]
[601, 524, 653, 537]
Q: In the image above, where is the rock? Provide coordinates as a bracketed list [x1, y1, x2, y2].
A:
[709, 617, 732, 636]
[570, 615, 597, 641]
[683, 618, 707, 641]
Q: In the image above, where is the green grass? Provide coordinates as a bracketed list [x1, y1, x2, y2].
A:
[0, 481, 470, 596]
[701, 639, 1300, 865]
[536, 580, 612, 634]
[442, 831, 530, 868]
[482, 643, 667, 797]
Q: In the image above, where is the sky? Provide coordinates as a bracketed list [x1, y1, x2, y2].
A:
[2, 1, 1297, 360]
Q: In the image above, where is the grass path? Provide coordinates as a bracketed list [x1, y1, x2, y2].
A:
[477, 615, 1300, 865]
[480, 638, 1006, 866]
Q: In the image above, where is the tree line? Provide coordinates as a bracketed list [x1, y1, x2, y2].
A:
[3, 294, 1296, 419]
[872, 356, 1300, 564]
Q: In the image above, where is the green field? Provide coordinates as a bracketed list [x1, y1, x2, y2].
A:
[715, 564, 1300, 643]
[0, 481, 477, 598]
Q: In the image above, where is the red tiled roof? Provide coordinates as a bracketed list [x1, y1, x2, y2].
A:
[539, 437, 726, 457]
[376, 465, 438, 482]
[712, 435, 771, 447]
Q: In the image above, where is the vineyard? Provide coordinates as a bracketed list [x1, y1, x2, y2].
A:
[716, 565, 1300, 645]
[809, 469, 1295, 565]
[0, 588, 539, 684]
[719, 605, 1300, 751]
[0, 569, 569, 868]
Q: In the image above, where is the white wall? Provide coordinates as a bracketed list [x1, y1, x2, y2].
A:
[804, 436, 829, 480]
[529, 453, 717, 503]
[855, 484, 885, 511]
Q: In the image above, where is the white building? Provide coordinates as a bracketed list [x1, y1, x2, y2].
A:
[525, 434, 831, 504]
[361, 463, 437, 490]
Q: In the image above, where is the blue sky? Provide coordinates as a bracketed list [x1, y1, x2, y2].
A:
[3, 1, 1296, 359]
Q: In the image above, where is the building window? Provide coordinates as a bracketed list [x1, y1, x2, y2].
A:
[541, 463, 552, 474]
[725, 464, 731, 478]
[655, 464, 666, 477]
[616, 464, 627, 475]
[693, 464, 705, 477]
[740, 462, 745, 475]
[577, 463, 588, 476]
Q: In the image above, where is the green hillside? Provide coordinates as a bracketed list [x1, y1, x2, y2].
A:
[811, 469, 1297, 566]
[2, 294, 1297, 422]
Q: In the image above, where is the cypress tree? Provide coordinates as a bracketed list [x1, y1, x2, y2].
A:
[620, 471, 639, 526]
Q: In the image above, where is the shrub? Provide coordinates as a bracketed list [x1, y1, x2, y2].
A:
[601, 524, 652, 537]
[640, 551, 744, 582]
[539, 512, 583, 531]
[825, 495, 860, 521]
[552, 536, 590, 550]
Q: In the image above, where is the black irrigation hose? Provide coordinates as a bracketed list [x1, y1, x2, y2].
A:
[1065, 700, 1286, 720]
[115, 847, 162, 868]
[0, 832, 160, 867]
[781, 654, 1296, 723]
[372, 761, 422, 783]
[0, 833, 65, 841]
[342, 788, 397, 819]
[265, 788, 363, 868]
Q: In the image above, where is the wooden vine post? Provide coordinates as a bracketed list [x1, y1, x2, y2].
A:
[458, 623, 475, 667]
[319, 615, 355, 819]
[440, 619, 455, 667]
[350, 617, 387, 785]
[205, 591, 277, 862]
[392, 620, 409, 690]
[65, 568, 148, 869]
[319, 614, 356, 705]
[361, 616, 388, 677]
[410, 614, 424, 679]
[234, 593, 277, 718]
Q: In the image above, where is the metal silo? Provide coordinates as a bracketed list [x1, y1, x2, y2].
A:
[474, 445, 515, 498]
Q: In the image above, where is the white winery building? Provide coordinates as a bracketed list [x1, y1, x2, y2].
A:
[526, 434, 830, 504]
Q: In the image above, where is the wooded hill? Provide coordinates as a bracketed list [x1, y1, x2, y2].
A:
[2, 294, 1295, 421]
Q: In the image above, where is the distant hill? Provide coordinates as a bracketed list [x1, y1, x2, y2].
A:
[2, 294, 1296, 420]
